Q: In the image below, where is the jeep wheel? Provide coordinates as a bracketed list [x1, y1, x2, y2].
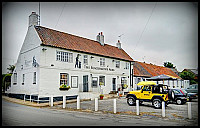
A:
[153, 99, 162, 109]
[127, 96, 136, 106]
[176, 99, 182, 105]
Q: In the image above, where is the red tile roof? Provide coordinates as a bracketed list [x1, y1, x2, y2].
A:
[134, 61, 182, 79]
[34, 26, 133, 62]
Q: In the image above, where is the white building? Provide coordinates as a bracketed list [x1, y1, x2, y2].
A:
[6, 12, 134, 100]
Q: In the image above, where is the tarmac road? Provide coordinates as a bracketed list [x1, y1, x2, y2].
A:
[2, 99, 197, 126]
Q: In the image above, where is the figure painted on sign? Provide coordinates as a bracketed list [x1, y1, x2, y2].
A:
[75, 54, 81, 68]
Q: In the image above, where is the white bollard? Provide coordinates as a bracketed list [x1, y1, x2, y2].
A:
[37, 96, 39, 104]
[30, 94, 31, 102]
[188, 102, 192, 119]
[95, 98, 98, 111]
[136, 100, 139, 115]
[24, 94, 26, 102]
[114, 99, 117, 114]
[51, 96, 53, 107]
[162, 101, 165, 117]
[77, 96, 80, 109]
[63, 95, 66, 108]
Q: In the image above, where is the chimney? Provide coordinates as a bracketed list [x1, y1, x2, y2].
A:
[29, 12, 39, 27]
[116, 40, 121, 49]
[96, 32, 104, 46]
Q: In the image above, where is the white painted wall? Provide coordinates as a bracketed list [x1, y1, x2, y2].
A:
[7, 25, 41, 95]
[39, 46, 131, 98]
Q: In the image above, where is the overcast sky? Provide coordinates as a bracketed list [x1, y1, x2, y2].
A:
[2, 2, 198, 74]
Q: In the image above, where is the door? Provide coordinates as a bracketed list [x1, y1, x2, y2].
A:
[140, 85, 152, 99]
[83, 75, 88, 92]
[112, 78, 116, 91]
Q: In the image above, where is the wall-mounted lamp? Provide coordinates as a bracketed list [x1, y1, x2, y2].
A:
[91, 56, 94, 59]
[42, 48, 47, 51]
[122, 73, 125, 75]
[51, 64, 54, 66]
[112, 60, 115, 62]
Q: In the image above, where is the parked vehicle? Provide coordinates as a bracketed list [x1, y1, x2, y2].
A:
[185, 84, 198, 94]
[181, 89, 198, 101]
[168, 89, 189, 105]
[126, 81, 169, 109]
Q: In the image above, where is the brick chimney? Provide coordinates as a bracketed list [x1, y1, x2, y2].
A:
[96, 32, 104, 46]
[29, 12, 39, 27]
[116, 40, 121, 49]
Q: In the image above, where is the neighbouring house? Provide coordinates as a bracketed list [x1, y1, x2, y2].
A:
[6, 12, 134, 101]
[133, 61, 189, 90]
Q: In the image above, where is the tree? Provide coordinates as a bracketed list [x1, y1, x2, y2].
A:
[179, 71, 197, 84]
[7, 65, 15, 74]
[163, 62, 175, 68]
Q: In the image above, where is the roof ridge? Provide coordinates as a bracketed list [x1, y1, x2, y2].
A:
[35, 25, 121, 50]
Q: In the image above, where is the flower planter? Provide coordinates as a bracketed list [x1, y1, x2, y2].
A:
[100, 96, 104, 100]
[59, 88, 70, 91]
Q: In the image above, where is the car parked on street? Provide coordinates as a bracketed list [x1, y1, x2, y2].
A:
[126, 81, 169, 109]
[168, 89, 189, 105]
[181, 89, 198, 101]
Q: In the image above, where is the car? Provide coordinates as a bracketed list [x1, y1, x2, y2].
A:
[185, 84, 198, 94]
[168, 89, 189, 105]
[126, 81, 169, 109]
[181, 89, 198, 101]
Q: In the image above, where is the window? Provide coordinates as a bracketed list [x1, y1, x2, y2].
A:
[69, 53, 73, 63]
[142, 86, 151, 91]
[125, 62, 129, 69]
[56, 51, 73, 63]
[13, 73, 17, 85]
[83, 55, 88, 65]
[33, 72, 36, 84]
[60, 73, 69, 86]
[116, 61, 120, 68]
[99, 76, 105, 86]
[71, 76, 78, 88]
[100, 58, 105, 67]
[92, 77, 98, 87]
[22, 74, 25, 85]
[121, 77, 127, 89]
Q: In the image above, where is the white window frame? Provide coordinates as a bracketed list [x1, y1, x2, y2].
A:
[60, 73, 69, 86]
[125, 62, 129, 69]
[83, 55, 88, 65]
[100, 58, 105, 67]
[116, 61, 120, 68]
[33, 72, 36, 84]
[22, 74, 25, 85]
[99, 76, 105, 86]
[13, 73, 17, 85]
[92, 77, 98, 87]
[56, 51, 73, 63]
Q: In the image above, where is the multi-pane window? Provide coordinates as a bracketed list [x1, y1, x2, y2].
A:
[92, 77, 98, 87]
[83, 55, 88, 65]
[60, 73, 69, 86]
[56, 51, 73, 63]
[99, 76, 105, 86]
[116, 61, 120, 68]
[125, 62, 129, 69]
[33, 72, 36, 84]
[100, 58, 105, 67]
[13, 73, 17, 84]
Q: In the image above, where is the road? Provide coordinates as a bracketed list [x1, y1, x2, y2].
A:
[2, 99, 196, 126]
